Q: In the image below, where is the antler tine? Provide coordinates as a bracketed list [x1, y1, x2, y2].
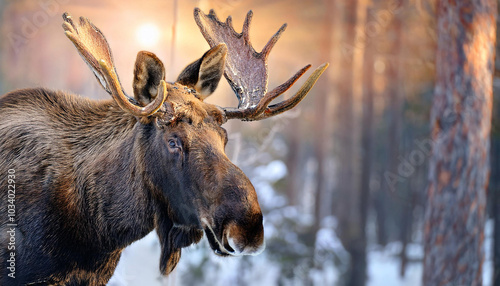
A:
[261, 23, 287, 58]
[62, 13, 118, 94]
[99, 60, 167, 117]
[194, 8, 328, 121]
[226, 16, 234, 30]
[63, 12, 166, 117]
[208, 9, 218, 18]
[194, 8, 269, 109]
[252, 63, 329, 121]
[242, 11, 252, 45]
[224, 64, 330, 121]
[223, 64, 311, 120]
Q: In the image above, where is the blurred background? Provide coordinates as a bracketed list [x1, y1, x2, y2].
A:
[0, 0, 497, 285]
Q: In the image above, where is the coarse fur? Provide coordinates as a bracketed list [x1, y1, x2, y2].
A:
[0, 45, 264, 285]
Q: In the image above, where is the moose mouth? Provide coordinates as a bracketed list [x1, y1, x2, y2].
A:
[203, 223, 236, 257]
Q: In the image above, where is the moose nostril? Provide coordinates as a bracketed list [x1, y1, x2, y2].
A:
[226, 235, 266, 256]
[226, 236, 240, 254]
[224, 240, 235, 254]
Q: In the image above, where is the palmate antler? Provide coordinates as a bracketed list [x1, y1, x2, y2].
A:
[62, 13, 167, 117]
[194, 9, 328, 121]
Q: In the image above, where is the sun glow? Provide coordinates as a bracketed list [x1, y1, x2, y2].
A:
[136, 23, 161, 48]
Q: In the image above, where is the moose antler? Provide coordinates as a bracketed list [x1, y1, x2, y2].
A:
[194, 8, 328, 121]
[62, 13, 166, 117]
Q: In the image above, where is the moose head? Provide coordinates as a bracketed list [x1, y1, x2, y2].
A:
[60, 9, 327, 276]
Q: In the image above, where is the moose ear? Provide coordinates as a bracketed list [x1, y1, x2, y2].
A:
[176, 43, 227, 100]
[133, 51, 166, 106]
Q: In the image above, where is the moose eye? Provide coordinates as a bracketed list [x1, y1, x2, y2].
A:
[168, 139, 177, 148]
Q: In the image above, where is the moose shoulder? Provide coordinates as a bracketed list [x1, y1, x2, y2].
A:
[0, 9, 327, 286]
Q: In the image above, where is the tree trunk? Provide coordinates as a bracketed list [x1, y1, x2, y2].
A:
[313, 0, 334, 234]
[334, 0, 371, 285]
[423, 1, 497, 285]
[491, 1, 500, 284]
[377, 0, 405, 247]
[399, 161, 420, 278]
[357, 1, 375, 283]
[285, 118, 302, 206]
[493, 128, 500, 285]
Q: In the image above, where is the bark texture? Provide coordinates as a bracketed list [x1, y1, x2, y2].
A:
[491, 1, 500, 284]
[423, 1, 497, 285]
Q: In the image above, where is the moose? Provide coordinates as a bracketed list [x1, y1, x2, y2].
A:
[0, 8, 327, 285]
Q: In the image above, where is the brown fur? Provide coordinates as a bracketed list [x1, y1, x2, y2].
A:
[0, 46, 263, 285]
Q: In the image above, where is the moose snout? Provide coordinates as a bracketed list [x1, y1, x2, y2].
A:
[222, 174, 265, 256]
[203, 208, 265, 257]
[200, 158, 266, 256]
[225, 219, 265, 256]
[203, 180, 266, 257]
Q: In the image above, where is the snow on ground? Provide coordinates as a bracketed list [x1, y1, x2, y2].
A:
[367, 243, 422, 286]
[367, 219, 493, 286]
[108, 231, 282, 286]
[107, 158, 494, 286]
[108, 218, 494, 286]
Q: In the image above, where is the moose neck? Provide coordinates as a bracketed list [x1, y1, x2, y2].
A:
[64, 101, 162, 249]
